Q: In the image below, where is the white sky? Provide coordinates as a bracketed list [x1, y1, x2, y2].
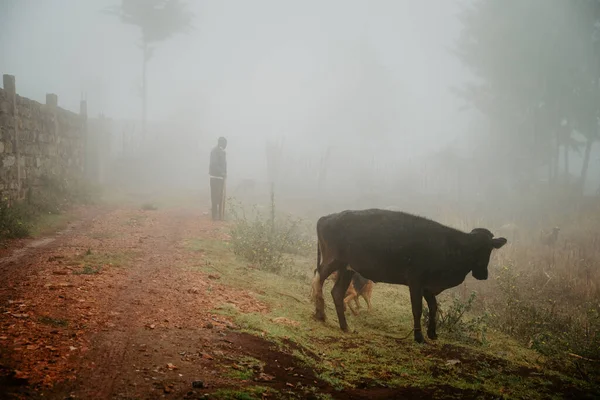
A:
[1, 0, 472, 158]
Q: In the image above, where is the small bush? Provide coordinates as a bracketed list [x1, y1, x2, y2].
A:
[0, 174, 98, 241]
[485, 263, 600, 361]
[73, 265, 102, 275]
[0, 199, 34, 239]
[141, 202, 158, 211]
[424, 291, 489, 344]
[228, 200, 314, 274]
[27, 174, 99, 214]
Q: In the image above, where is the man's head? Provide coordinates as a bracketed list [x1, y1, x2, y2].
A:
[218, 137, 227, 149]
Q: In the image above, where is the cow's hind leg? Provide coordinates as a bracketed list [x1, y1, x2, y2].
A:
[332, 269, 353, 332]
[409, 285, 425, 343]
[423, 290, 438, 340]
[311, 269, 327, 322]
[312, 260, 344, 322]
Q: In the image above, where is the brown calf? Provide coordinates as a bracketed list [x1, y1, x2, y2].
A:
[329, 271, 374, 315]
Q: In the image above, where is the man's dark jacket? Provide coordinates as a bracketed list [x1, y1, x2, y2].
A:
[209, 146, 227, 178]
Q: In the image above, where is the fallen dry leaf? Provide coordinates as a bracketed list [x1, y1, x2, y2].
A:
[271, 317, 299, 327]
[14, 370, 29, 380]
[256, 373, 274, 382]
[166, 363, 177, 370]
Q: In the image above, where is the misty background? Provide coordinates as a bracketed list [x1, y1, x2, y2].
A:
[1, 0, 599, 228]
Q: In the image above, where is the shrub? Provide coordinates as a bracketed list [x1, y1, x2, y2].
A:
[228, 199, 314, 275]
[485, 262, 600, 361]
[0, 199, 33, 239]
[0, 174, 99, 241]
[27, 174, 100, 213]
[141, 202, 158, 211]
[424, 291, 489, 344]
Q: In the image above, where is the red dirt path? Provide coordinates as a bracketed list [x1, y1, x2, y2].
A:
[0, 206, 280, 399]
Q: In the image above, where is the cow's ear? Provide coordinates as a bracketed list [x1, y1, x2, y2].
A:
[492, 237, 507, 249]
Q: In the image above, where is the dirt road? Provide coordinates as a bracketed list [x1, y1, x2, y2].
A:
[0, 205, 328, 400]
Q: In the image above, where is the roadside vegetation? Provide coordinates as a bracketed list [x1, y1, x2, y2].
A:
[0, 174, 99, 242]
[184, 196, 600, 399]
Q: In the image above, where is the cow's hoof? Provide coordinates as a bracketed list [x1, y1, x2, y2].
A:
[414, 331, 425, 343]
[427, 330, 438, 340]
[313, 312, 326, 322]
[341, 326, 350, 333]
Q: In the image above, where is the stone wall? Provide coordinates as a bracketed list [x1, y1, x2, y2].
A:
[0, 74, 87, 201]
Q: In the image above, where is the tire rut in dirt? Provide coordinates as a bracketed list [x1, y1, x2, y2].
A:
[52, 212, 191, 399]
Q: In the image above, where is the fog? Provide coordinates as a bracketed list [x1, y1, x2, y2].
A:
[2, 0, 599, 227]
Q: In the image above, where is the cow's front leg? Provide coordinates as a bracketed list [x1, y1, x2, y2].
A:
[423, 289, 438, 340]
[332, 269, 353, 332]
[409, 285, 425, 343]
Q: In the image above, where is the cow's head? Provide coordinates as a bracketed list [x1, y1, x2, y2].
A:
[469, 228, 507, 280]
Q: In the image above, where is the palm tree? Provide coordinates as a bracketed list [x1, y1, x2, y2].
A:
[104, 0, 193, 143]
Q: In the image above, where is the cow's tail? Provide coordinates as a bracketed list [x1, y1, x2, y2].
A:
[310, 239, 322, 302]
[316, 240, 321, 275]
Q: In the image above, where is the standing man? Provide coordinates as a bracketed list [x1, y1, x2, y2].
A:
[209, 136, 227, 221]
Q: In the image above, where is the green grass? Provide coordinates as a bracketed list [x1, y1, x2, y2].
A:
[224, 356, 264, 381]
[67, 249, 135, 272]
[184, 238, 205, 252]
[89, 231, 120, 240]
[180, 236, 600, 399]
[0, 176, 99, 242]
[30, 212, 75, 238]
[209, 386, 274, 400]
[73, 264, 102, 275]
[209, 387, 332, 400]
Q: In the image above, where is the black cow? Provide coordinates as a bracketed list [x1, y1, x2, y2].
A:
[311, 209, 507, 343]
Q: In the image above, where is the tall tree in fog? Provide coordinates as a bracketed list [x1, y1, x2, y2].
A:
[454, 0, 600, 192]
[104, 0, 193, 143]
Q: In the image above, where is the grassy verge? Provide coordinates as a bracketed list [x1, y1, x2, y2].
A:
[209, 386, 276, 400]
[68, 248, 137, 270]
[181, 234, 599, 399]
[29, 212, 76, 238]
[0, 175, 100, 242]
